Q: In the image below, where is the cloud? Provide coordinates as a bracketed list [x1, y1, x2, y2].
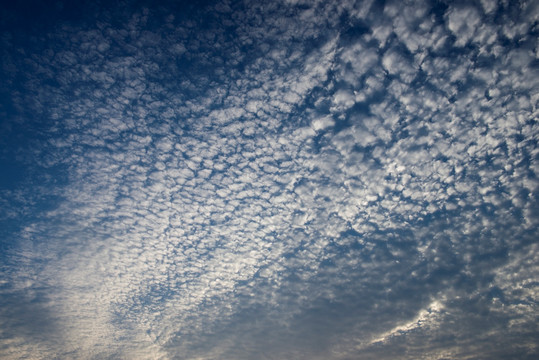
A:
[0, 0, 537, 359]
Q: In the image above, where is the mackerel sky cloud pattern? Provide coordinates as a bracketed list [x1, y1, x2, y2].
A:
[0, 0, 538, 359]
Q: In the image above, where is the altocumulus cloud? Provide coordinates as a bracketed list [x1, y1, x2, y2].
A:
[0, 0, 538, 359]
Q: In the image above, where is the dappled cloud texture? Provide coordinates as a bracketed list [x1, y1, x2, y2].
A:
[0, 0, 538, 359]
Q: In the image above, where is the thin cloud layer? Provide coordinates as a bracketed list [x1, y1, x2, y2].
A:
[0, 0, 538, 359]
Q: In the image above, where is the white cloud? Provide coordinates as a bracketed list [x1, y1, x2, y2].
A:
[1, 0, 538, 359]
[311, 115, 335, 131]
[370, 300, 445, 345]
[382, 50, 417, 83]
[446, 6, 482, 47]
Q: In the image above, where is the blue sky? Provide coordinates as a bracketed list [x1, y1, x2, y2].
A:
[0, 0, 538, 359]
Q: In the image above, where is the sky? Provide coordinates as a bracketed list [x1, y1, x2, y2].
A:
[0, 0, 538, 359]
